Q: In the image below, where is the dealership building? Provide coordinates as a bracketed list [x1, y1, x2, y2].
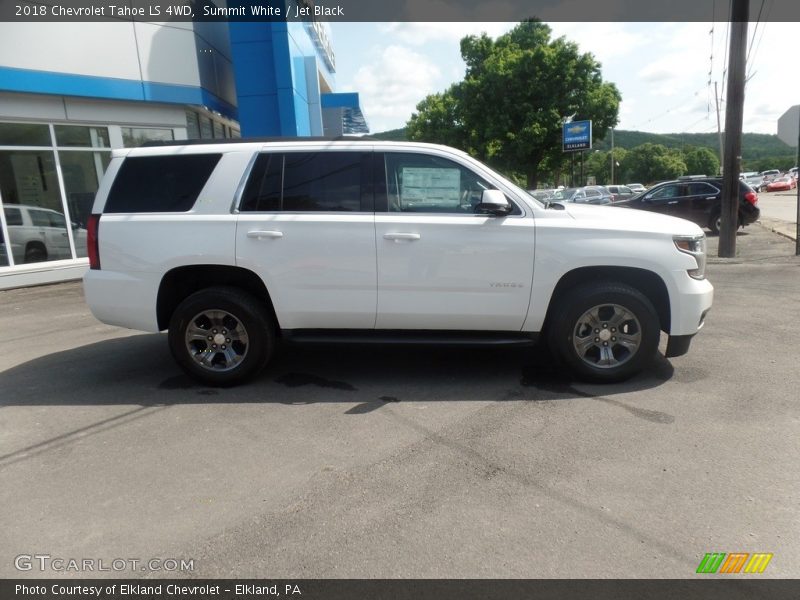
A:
[0, 17, 368, 288]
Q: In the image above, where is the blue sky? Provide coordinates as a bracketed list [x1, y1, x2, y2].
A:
[329, 22, 798, 137]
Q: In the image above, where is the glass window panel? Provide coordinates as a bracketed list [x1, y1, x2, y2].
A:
[282, 152, 362, 212]
[240, 154, 283, 212]
[186, 110, 200, 140]
[0, 227, 9, 267]
[60, 150, 111, 257]
[121, 127, 174, 148]
[200, 117, 213, 139]
[105, 154, 222, 213]
[212, 120, 224, 139]
[0, 149, 72, 263]
[383, 152, 505, 214]
[0, 122, 51, 146]
[54, 125, 110, 148]
[230, 128, 241, 139]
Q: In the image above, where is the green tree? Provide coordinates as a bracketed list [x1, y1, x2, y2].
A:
[624, 143, 686, 184]
[407, 20, 620, 188]
[585, 147, 628, 185]
[683, 147, 720, 176]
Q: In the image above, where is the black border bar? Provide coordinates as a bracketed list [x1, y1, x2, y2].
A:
[2, 0, 800, 22]
[3, 579, 800, 600]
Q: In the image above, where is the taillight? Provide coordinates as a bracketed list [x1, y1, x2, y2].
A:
[87, 214, 100, 270]
[744, 191, 758, 206]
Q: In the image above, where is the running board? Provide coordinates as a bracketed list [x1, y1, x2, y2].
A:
[280, 329, 539, 347]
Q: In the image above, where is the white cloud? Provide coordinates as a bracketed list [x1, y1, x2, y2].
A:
[548, 22, 647, 62]
[379, 22, 513, 46]
[349, 45, 443, 133]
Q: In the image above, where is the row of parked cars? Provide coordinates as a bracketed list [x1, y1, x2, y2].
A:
[528, 175, 760, 235]
[741, 168, 798, 193]
[528, 183, 647, 206]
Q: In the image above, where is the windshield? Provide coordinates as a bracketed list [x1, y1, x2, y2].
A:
[554, 188, 579, 200]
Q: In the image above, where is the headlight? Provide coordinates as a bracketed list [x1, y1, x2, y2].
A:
[674, 235, 706, 280]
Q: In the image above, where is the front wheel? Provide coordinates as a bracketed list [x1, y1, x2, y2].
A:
[168, 286, 274, 386]
[548, 282, 661, 382]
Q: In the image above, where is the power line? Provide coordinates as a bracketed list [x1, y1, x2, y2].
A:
[719, 1, 732, 100]
[629, 87, 706, 130]
[746, 0, 766, 62]
[746, 0, 772, 82]
[679, 114, 712, 133]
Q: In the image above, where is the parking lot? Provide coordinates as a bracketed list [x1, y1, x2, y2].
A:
[1, 223, 798, 579]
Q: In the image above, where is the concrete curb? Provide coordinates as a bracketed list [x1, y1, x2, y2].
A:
[758, 218, 797, 242]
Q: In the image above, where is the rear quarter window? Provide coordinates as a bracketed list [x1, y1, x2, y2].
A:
[104, 154, 222, 213]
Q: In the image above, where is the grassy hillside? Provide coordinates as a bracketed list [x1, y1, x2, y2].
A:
[371, 127, 795, 162]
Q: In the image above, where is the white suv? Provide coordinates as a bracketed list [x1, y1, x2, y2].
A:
[83, 139, 713, 386]
[3, 204, 86, 263]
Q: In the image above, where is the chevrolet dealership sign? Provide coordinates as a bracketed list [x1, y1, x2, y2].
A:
[563, 120, 592, 152]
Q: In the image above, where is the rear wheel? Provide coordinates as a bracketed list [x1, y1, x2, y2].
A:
[24, 243, 47, 263]
[708, 211, 721, 235]
[168, 286, 274, 386]
[548, 282, 660, 382]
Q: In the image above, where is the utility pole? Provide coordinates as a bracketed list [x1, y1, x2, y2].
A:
[610, 128, 615, 185]
[718, 0, 748, 258]
[714, 81, 724, 173]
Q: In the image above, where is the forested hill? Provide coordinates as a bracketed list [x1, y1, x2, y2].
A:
[592, 131, 793, 160]
[371, 128, 794, 161]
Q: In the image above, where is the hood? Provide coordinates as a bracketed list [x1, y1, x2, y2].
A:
[557, 202, 704, 237]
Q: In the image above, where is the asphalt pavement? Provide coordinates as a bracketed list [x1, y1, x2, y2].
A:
[1, 224, 798, 579]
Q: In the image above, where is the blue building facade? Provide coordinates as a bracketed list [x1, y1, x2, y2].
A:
[0, 16, 367, 288]
[229, 21, 366, 137]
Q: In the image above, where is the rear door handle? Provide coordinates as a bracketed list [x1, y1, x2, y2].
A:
[667, 201, 678, 205]
[247, 230, 283, 239]
[383, 233, 421, 241]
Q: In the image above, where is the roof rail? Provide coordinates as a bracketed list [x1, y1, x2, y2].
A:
[141, 135, 377, 147]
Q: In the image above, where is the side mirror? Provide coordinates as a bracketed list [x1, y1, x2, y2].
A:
[476, 189, 512, 216]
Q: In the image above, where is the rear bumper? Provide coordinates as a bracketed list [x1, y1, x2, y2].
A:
[741, 204, 760, 226]
[83, 270, 160, 332]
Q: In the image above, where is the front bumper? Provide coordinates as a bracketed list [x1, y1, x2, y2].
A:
[669, 273, 713, 337]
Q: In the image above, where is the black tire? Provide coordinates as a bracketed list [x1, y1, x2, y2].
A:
[168, 286, 274, 386]
[24, 244, 47, 263]
[547, 282, 660, 383]
[708, 211, 721, 236]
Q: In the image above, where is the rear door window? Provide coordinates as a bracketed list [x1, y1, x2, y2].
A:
[688, 182, 719, 196]
[3, 206, 22, 226]
[104, 154, 221, 213]
[240, 152, 371, 212]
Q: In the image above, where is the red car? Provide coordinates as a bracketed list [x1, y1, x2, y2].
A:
[766, 176, 797, 192]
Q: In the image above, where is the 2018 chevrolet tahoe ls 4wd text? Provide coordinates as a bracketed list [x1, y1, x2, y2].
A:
[83, 139, 713, 386]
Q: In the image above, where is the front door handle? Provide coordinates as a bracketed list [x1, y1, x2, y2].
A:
[383, 233, 421, 241]
[667, 201, 678, 205]
[247, 230, 283, 239]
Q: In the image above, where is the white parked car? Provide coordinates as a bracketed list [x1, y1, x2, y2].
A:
[83, 139, 713, 386]
[3, 204, 86, 264]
